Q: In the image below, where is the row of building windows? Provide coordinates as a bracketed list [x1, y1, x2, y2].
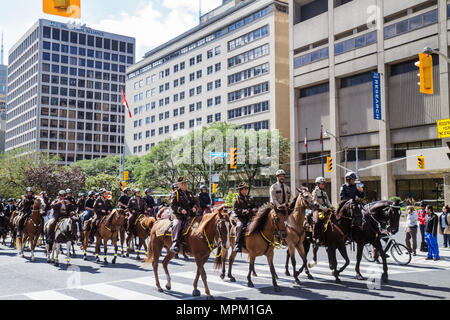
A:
[41, 109, 123, 123]
[6, 97, 37, 121]
[6, 110, 36, 135]
[228, 82, 269, 103]
[42, 72, 125, 85]
[5, 127, 36, 149]
[42, 53, 128, 73]
[42, 26, 134, 54]
[8, 47, 38, 89]
[40, 130, 123, 143]
[228, 44, 269, 68]
[393, 140, 442, 158]
[300, 147, 380, 166]
[128, 6, 270, 80]
[40, 141, 121, 155]
[227, 101, 269, 120]
[384, 9, 438, 40]
[241, 120, 269, 131]
[40, 119, 123, 134]
[9, 27, 38, 67]
[228, 25, 269, 51]
[41, 93, 120, 105]
[8, 66, 38, 102]
[228, 63, 269, 85]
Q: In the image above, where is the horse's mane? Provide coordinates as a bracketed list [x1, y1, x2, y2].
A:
[194, 212, 217, 236]
[247, 207, 272, 235]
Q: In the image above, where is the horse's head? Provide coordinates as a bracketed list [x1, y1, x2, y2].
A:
[215, 204, 232, 249]
[70, 215, 81, 239]
[295, 187, 316, 211]
[269, 204, 289, 240]
[113, 208, 127, 226]
[385, 201, 401, 235]
[33, 197, 45, 212]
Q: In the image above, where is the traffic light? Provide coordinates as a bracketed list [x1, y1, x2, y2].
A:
[43, 0, 81, 18]
[415, 53, 433, 95]
[417, 156, 425, 170]
[123, 171, 129, 181]
[121, 181, 127, 190]
[326, 157, 333, 173]
[230, 148, 237, 169]
[212, 184, 218, 193]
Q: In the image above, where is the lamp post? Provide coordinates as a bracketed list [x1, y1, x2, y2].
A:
[423, 47, 450, 64]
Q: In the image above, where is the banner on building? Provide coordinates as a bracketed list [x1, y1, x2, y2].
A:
[372, 72, 382, 120]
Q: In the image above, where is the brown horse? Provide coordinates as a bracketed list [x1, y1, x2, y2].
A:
[224, 205, 289, 292]
[284, 187, 317, 285]
[125, 214, 156, 260]
[82, 208, 127, 264]
[14, 197, 45, 261]
[144, 204, 231, 299]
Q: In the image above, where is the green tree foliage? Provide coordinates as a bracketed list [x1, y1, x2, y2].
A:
[85, 173, 122, 203]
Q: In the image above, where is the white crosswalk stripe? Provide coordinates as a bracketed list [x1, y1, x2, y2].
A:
[82, 283, 163, 300]
[24, 290, 78, 300]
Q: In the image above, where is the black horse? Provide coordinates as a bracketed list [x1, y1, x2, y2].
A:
[0, 212, 9, 246]
[350, 200, 401, 283]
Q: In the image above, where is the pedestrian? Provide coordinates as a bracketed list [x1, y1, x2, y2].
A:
[417, 201, 428, 252]
[405, 205, 418, 256]
[424, 205, 440, 261]
[438, 205, 449, 248]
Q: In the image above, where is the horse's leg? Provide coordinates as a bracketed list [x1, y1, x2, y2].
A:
[220, 248, 227, 280]
[136, 237, 144, 261]
[267, 251, 281, 292]
[95, 236, 101, 263]
[153, 240, 164, 292]
[83, 231, 89, 261]
[227, 250, 237, 282]
[247, 255, 256, 288]
[126, 233, 131, 257]
[298, 239, 314, 281]
[120, 229, 125, 257]
[375, 240, 389, 283]
[337, 244, 350, 275]
[355, 242, 365, 280]
[285, 249, 291, 276]
[66, 241, 72, 265]
[103, 236, 108, 265]
[198, 257, 214, 300]
[112, 233, 118, 264]
[162, 250, 175, 291]
[192, 268, 201, 297]
[55, 243, 60, 267]
[287, 244, 299, 285]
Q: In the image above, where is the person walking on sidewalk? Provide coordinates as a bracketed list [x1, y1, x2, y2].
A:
[405, 206, 418, 256]
[424, 205, 440, 261]
[438, 205, 449, 248]
[417, 201, 428, 252]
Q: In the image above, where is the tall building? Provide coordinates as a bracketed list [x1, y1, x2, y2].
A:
[289, 0, 450, 205]
[125, 0, 289, 155]
[6, 19, 135, 163]
[0, 33, 7, 152]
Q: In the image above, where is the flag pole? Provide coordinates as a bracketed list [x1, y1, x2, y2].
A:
[320, 124, 324, 177]
[305, 128, 309, 190]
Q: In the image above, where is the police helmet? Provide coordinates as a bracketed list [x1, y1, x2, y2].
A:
[58, 190, 66, 196]
[65, 189, 72, 194]
[315, 177, 326, 185]
[144, 188, 151, 194]
[88, 191, 96, 197]
[345, 172, 357, 182]
[26, 187, 33, 193]
[276, 169, 286, 177]
[200, 185, 207, 190]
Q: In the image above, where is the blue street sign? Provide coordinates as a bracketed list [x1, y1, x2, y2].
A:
[372, 72, 382, 120]
[210, 152, 227, 158]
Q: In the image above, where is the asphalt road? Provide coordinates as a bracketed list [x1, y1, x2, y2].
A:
[0, 221, 449, 300]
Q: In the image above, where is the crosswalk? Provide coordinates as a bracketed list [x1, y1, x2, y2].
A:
[2, 252, 449, 300]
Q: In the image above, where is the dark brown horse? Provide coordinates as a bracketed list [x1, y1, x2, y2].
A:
[82, 208, 127, 264]
[144, 204, 231, 299]
[223, 205, 289, 292]
[14, 197, 45, 261]
[125, 214, 155, 260]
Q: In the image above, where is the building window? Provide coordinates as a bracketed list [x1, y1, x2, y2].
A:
[393, 140, 442, 158]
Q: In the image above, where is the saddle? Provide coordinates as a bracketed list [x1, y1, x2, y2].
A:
[155, 216, 198, 238]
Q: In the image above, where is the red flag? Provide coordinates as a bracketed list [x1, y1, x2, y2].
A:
[122, 90, 132, 119]
[320, 129, 323, 144]
[304, 135, 307, 148]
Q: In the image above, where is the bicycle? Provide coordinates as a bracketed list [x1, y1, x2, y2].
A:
[362, 233, 412, 265]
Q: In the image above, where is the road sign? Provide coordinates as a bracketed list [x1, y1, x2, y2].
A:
[437, 118, 450, 139]
[372, 72, 382, 120]
[211, 174, 220, 183]
[210, 152, 227, 158]
[43, 0, 81, 18]
[123, 171, 129, 181]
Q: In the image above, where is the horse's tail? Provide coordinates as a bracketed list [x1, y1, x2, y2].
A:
[213, 247, 225, 270]
[15, 235, 21, 250]
[143, 233, 155, 266]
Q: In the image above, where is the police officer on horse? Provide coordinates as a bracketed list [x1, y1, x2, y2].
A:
[337, 172, 364, 214]
[233, 182, 258, 253]
[270, 169, 292, 212]
[91, 189, 113, 236]
[311, 177, 334, 245]
[118, 187, 131, 211]
[143, 188, 156, 216]
[17, 187, 36, 237]
[169, 177, 199, 254]
[127, 188, 147, 234]
[47, 190, 70, 243]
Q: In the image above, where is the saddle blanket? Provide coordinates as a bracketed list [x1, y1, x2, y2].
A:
[155, 217, 200, 237]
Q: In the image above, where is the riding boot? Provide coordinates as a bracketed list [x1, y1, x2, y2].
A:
[234, 226, 243, 253]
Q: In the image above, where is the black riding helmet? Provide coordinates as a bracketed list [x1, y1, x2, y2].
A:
[88, 191, 96, 197]
[145, 188, 151, 194]
[26, 187, 33, 194]
[345, 172, 357, 182]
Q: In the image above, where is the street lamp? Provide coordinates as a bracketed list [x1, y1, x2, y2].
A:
[323, 130, 349, 173]
[423, 47, 450, 64]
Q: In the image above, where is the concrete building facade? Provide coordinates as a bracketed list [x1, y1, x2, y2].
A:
[126, 0, 290, 156]
[6, 19, 135, 163]
[290, 0, 450, 206]
[0, 64, 7, 152]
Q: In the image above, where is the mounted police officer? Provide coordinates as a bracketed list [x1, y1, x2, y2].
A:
[82, 191, 96, 223]
[65, 189, 77, 215]
[336, 172, 364, 213]
[270, 169, 292, 212]
[233, 182, 258, 253]
[76, 193, 86, 214]
[127, 188, 147, 234]
[17, 187, 36, 237]
[312, 177, 334, 245]
[91, 189, 113, 236]
[47, 190, 69, 243]
[118, 187, 131, 210]
[197, 185, 211, 215]
[169, 177, 199, 254]
[4, 198, 16, 219]
[40, 191, 52, 217]
[143, 188, 156, 216]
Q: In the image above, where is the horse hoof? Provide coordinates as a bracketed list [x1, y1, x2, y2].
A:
[382, 275, 389, 283]
[229, 276, 236, 283]
[112, 259, 116, 264]
[294, 279, 301, 286]
[83, 256, 87, 261]
[104, 261, 108, 265]
[335, 278, 342, 285]
[307, 274, 314, 280]
[285, 271, 291, 277]
[31, 257, 35, 262]
[192, 289, 201, 297]
[55, 262, 59, 267]
[47, 259, 51, 264]
[165, 284, 171, 291]
[274, 286, 281, 292]
[247, 281, 254, 288]
[252, 272, 258, 277]
[158, 288, 164, 293]
[220, 274, 225, 280]
[206, 296, 215, 300]
[356, 275, 365, 281]
[274, 274, 279, 280]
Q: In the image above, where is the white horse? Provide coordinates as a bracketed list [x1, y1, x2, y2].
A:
[44, 215, 80, 266]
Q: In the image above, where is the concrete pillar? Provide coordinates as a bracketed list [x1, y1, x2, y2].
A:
[377, 0, 395, 200]
[445, 174, 450, 205]
[438, 0, 449, 119]
[328, 0, 341, 205]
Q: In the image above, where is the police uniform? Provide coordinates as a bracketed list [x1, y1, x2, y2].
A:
[17, 195, 36, 236]
[127, 196, 147, 233]
[233, 183, 257, 251]
[269, 181, 292, 208]
[92, 196, 113, 229]
[169, 178, 198, 251]
[143, 194, 156, 216]
[47, 198, 68, 242]
[118, 194, 131, 210]
[65, 196, 77, 215]
[311, 186, 333, 243]
[76, 197, 86, 214]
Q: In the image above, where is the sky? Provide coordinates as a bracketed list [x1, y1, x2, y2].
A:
[0, 0, 223, 63]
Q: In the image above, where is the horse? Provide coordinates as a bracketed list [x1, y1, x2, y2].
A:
[82, 208, 127, 264]
[224, 204, 289, 292]
[0, 212, 9, 246]
[14, 197, 45, 261]
[349, 200, 401, 283]
[125, 214, 155, 260]
[144, 204, 231, 300]
[44, 214, 81, 266]
[283, 187, 317, 285]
